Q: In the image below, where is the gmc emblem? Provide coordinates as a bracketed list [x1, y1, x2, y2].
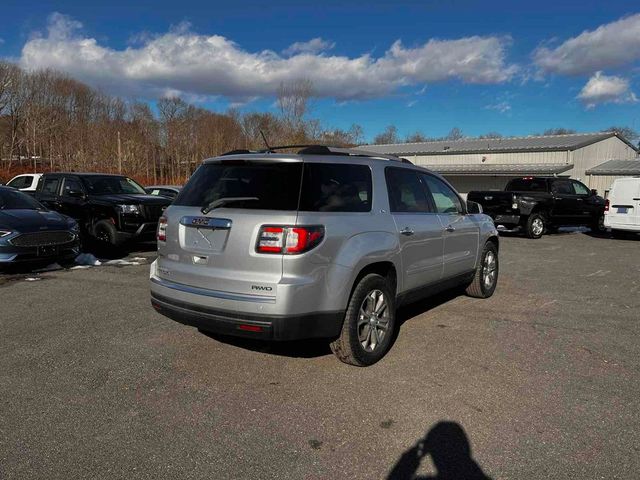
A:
[191, 217, 210, 226]
[484, 196, 493, 201]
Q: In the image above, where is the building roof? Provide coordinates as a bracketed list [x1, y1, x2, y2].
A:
[424, 163, 574, 176]
[361, 132, 638, 156]
[585, 159, 640, 176]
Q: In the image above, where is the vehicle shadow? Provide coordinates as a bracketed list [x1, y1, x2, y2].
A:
[200, 289, 464, 360]
[82, 239, 157, 260]
[387, 421, 492, 480]
[198, 331, 333, 358]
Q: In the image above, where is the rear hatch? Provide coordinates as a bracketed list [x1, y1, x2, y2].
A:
[608, 179, 640, 227]
[156, 158, 303, 298]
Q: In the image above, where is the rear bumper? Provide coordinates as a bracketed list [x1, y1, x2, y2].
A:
[151, 291, 344, 341]
[604, 216, 639, 231]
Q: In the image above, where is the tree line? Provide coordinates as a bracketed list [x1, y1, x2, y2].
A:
[0, 63, 363, 184]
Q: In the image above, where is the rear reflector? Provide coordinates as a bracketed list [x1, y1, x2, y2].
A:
[238, 324, 263, 332]
[256, 225, 324, 254]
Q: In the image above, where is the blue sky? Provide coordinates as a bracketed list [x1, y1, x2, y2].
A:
[1, 0, 639, 141]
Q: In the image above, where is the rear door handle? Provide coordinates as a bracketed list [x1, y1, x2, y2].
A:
[400, 227, 414, 236]
[445, 225, 456, 233]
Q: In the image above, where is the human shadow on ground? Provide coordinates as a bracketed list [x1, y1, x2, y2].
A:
[387, 421, 492, 480]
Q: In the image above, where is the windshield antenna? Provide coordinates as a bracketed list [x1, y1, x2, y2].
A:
[259, 130, 272, 152]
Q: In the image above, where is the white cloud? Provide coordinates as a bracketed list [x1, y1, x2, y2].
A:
[485, 101, 511, 113]
[577, 71, 638, 108]
[533, 13, 640, 75]
[283, 38, 335, 56]
[19, 13, 517, 101]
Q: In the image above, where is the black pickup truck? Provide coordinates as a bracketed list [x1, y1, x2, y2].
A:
[34, 173, 170, 246]
[467, 177, 605, 239]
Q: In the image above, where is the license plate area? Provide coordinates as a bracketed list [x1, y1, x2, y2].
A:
[617, 207, 629, 214]
[179, 216, 232, 254]
[37, 245, 58, 257]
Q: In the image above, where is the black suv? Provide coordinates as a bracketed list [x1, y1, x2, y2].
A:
[34, 173, 170, 246]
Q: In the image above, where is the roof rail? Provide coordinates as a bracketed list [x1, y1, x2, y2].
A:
[219, 144, 412, 163]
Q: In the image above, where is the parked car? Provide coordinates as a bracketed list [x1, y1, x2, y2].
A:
[6, 173, 43, 193]
[150, 146, 499, 366]
[0, 185, 80, 266]
[34, 173, 171, 247]
[145, 185, 182, 200]
[468, 176, 605, 239]
[605, 177, 640, 238]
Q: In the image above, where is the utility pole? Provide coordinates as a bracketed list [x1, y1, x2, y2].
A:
[117, 130, 122, 174]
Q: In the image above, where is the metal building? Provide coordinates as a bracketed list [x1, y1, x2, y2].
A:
[362, 132, 638, 196]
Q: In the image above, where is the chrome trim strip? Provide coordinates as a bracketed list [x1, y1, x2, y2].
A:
[150, 276, 275, 304]
[180, 216, 232, 229]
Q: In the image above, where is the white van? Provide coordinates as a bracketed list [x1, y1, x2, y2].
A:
[604, 177, 640, 237]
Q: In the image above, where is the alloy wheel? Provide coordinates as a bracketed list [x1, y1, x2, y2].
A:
[357, 290, 390, 352]
[482, 251, 498, 289]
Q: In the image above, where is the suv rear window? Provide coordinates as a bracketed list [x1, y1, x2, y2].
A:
[506, 178, 548, 192]
[175, 161, 303, 210]
[175, 161, 372, 212]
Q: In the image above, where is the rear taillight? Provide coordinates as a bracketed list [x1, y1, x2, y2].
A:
[157, 216, 167, 242]
[256, 225, 324, 254]
[604, 199, 610, 213]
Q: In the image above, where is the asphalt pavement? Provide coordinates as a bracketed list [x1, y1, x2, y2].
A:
[1, 231, 639, 479]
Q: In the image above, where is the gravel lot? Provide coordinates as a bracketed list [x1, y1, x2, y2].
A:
[1, 231, 639, 479]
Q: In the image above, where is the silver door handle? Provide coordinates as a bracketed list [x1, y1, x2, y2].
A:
[400, 227, 414, 236]
[445, 225, 456, 232]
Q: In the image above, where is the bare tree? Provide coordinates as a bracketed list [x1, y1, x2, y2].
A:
[445, 127, 464, 141]
[602, 126, 638, 142]
[373, 125, 399, 145]
[542, 128, 576, 135]
[277, 78, 314, 138]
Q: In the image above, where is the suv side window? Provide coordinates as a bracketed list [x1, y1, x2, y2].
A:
[571, 180, 589, 196]
[299, 163, 372, 212]
[62, 177, 83, 197]
[421, 174, 463, 214]
[41, 177, 61, 195]
[551, 179, 573, 195]
[385, 168, 431, 213]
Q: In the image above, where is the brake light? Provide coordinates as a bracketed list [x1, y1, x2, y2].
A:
[604, 199, 609, 213]
[256, 225, 324, 254]
[157, 216, 167, 242]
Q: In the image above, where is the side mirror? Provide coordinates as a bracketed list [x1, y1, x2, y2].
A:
[590, 189, 598, 196]
[467, 200, 483, 214]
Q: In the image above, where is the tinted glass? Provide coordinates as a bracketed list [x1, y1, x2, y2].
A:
[299, 164, 372, 212]
[8, 176, 32, 189]
[506, 178, 548, 192]
[160, 189, 178, 199]
[175, 161, 303, 211]
[42, 178, 60, 195]
[0, 188, 45, 210]
[385, 168, 430, 213]
[422, 175, 462, 214]
[572, 181, 589, 195]
[551, 180, 573, 195]
[82, 176, 146, 195]
[62, 177, 83, 197]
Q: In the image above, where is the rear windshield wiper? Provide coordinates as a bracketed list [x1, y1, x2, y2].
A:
[201, 197, 259, 214]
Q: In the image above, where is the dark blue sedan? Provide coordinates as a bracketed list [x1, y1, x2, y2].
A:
[0, 186, 80, 265]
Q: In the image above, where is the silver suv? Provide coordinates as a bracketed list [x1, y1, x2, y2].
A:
[150, 146, 499, 366]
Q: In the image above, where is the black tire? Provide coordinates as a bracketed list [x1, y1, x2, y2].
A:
[330, 274, 396, 367]
[525, 212, 546, 239]
[465, 241, 499, 299]
[93, 220, 120, 246]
